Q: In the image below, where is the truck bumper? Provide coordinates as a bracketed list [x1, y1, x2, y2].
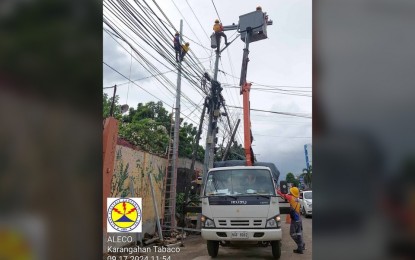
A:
[201, 228, 282, 241]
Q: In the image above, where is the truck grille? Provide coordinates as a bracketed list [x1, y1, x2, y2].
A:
[216, 219, 264, 228]
[218, 220, 227, 226]
[231, 220, 249, 226]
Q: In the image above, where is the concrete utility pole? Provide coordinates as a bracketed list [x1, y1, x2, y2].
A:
[171, 19, 183, 228]
[202, 47, 222, 178]
[190, 97, 207, 174]
[202, 23, 243, 180]
[202, 23, 244, 180]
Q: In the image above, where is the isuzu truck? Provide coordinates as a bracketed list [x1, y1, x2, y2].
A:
[201, 165, 282, 259]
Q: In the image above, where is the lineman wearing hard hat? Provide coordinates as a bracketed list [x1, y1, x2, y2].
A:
[213, 19, 228, 51]
[173, 32, 181, 62]
[180, 42, 190, 62]
[277, 186, 305, 254]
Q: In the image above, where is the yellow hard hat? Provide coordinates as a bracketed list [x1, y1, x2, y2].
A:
[214, 19, 219, 23]
[289, 187, 299, 198]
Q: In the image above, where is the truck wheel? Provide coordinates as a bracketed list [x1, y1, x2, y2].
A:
[207, 240, 219, 257]
[271, 241, 281, 259]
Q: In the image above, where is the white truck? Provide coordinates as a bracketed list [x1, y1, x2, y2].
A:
[200, 165, 282, 259]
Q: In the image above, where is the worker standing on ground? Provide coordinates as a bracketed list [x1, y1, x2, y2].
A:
[180, 42, 190, 62]
[173, 32, 181, 62]
[277, 186, 305, 254]
[213, 19, 228, 51]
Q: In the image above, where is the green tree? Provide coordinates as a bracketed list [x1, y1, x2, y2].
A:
[115, 101, 171, 156]
[118, 118, 169, 156]
[124, 101, 170, 130]
[286, 172, 300, 187]
[179, 122, 197, 158]
[103, 98, 205, 160]
[302, 165, 312, 189]
[103, 93, 122, 120]
[214, 141, 246, 161]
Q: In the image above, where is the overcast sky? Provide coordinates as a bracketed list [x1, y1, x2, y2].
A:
[103, 0, 312, 180]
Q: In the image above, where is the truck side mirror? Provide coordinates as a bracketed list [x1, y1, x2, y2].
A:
[280, 181, 288, 194]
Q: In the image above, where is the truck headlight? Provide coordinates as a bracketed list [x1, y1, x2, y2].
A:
[266, 215, 281, 228]
[201, 215, 215, 228]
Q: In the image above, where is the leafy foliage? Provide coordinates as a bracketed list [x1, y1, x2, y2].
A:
[302, 165, 312, 189]
[286, 172, 300, 187]
[214, 141, 246, 161]
[179, 122, 204, 162]
[119, 118, 169, 156]
[103, 93, 205, 160]
[103, 92, 122, 120]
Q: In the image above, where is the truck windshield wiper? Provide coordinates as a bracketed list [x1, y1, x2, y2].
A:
[211, 193, 237, 200]
[242, 193, 271, 199]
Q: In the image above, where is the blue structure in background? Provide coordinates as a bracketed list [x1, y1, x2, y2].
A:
[304, 144, 312, 170]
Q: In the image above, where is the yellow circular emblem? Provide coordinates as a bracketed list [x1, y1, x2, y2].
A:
[108, 198, 142, 232]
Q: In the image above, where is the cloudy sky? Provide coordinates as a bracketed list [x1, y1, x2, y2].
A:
[103, 0, 312, 180]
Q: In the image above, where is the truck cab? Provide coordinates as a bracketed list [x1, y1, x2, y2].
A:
[200, 166, 282, 259]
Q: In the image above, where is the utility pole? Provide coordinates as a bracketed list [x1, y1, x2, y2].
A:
[190, 97, 207, 174]
[109, 85, 117, 117]
[202, 47, 222, 178]
[170, 19, 183, 229]
[222, 118, 241, 161]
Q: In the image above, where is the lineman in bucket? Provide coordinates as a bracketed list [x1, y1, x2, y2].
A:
[277, 186, 305, 254]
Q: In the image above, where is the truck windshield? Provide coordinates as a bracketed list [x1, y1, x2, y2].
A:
[204, 169, 276, 196]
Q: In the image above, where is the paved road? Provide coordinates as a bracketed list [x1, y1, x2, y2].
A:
[160, 215, 312, 260]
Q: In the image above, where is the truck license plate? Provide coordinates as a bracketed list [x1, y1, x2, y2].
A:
[231, 231, 249, 239]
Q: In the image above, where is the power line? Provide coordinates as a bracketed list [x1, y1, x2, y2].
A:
[105, 0, 207, 95]
[103, 61, 202, 127]
[227, 105, 311, 119]
[185, 0, 211, 40]
[103, 69, 176, 89]
[103, 18, 205, 111]
[211, 0, 222, 22]
[104, 61, 172, 107]
[253, 134, 311, 139]
[218, 69, 311, 89]
[169, 0, 211, 57]
[222, 85, 312, 97]
[104, 1, 208, 120]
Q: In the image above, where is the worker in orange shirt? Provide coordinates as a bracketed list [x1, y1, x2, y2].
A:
[213, 19, 228, 51]
[277, 186, 305, 254]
